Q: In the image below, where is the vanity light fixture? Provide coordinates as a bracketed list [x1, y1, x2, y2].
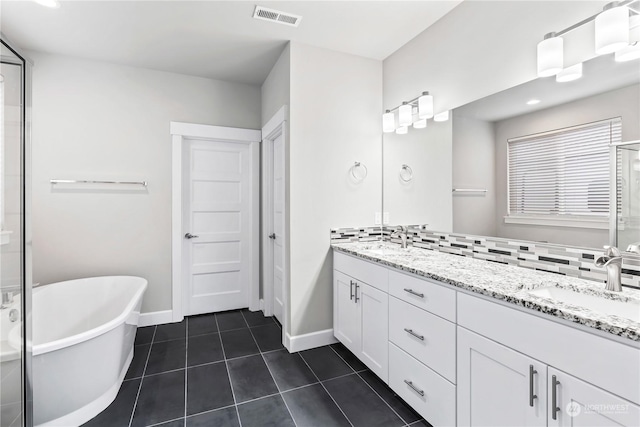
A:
[556, 63, 583, 82]
[526, 99, 541, 105]
[413, 119, 427, 129]
[418, 92, 434, 119]
[595, 2, 630, 54]
[34, 0, 60, 8]
[615, 14, 640, 61]
[382, 90, 443, 134]
[537, 33, 564, 77]
[434, 111, 450, 122]
[398, 102, 413, 127]
[536, 0, 639, 79]
[382, 110, 395, 133]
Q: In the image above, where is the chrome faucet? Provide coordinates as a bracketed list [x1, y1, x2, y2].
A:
[1, 286, 20, 309]
[595, 246, 623, 292]
[392, 225, 409, 249]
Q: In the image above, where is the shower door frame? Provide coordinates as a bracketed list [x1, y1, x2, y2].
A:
[610, 139, 640, 248]
[0, 33, 33, 427]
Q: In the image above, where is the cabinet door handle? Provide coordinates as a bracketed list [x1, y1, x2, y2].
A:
[350, 280, 354, 301]
[529, 365, 537, 407]
[354, 283, 360, 302]
[403, 288, 424, 298]
[552, 375, 560, 420]
[404, 380, 425, 396]
[403, 328, 425, 341]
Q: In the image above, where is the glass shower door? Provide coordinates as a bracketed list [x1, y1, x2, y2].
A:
[616, 142, 640, 251]
[0, 39, 31, 427]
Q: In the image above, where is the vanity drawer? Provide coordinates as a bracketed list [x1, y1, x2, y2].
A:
[389, 296, 456, 382]
[334, 252, 388, 292]
[389, 342, 456, 427]
[389, 270, 456, 322]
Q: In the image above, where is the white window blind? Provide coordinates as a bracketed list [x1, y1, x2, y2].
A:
[508, 118, 621, 218]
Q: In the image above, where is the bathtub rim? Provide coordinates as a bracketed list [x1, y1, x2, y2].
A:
[19, 275, 147, 356]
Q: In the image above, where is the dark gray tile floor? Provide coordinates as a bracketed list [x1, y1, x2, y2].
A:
[82, 309, 430, 427]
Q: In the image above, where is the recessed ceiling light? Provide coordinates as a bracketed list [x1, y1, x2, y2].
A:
[34, 0, 60, 8]
[526, 99, 541, 105]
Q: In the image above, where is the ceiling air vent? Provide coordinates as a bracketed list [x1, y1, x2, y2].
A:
[253, 5, 302, 27]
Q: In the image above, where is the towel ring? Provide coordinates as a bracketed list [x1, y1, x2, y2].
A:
[400, 164, 413, 182]
[351, 162, 368, 181]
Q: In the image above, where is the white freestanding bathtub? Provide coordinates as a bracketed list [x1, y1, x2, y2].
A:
[11, 276, 147, 426]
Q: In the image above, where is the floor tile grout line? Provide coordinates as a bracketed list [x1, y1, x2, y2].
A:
[215, 313, 243, 427]
[297, 351, 355, 427]
[242, 310, 298, 427]
[128, 326, 157, 427]
[184, 318, 189, 427]
[328, 345, 411, 425]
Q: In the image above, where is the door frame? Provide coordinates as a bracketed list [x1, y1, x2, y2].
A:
[261, 107, 288, 333]
[171, 122, 261, 322]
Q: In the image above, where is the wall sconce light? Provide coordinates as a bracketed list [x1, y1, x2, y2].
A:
[382, 90, 447, 135]
[536, 1, 639, 81]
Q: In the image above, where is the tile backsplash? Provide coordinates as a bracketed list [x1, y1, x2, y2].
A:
[330, 226, 640, 290]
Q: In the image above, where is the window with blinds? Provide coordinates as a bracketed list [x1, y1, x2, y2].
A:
[507, 118, 621, 219]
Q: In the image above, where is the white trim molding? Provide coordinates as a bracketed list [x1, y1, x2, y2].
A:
[285, 329, 338, 353]
[139, 310, 175, 327]
[504, 215, 608, 230]
[171, 121, 261, 321]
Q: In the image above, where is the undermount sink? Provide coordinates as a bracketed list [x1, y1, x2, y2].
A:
[528, 286, 640, 323]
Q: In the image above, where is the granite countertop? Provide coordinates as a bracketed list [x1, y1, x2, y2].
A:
[332, 241, 640, 342]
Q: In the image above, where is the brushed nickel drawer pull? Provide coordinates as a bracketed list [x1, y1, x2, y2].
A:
[404, 380, 425, 396]
[350, 280, 355, 301]
[403, 288, 425, 298]
[404, 328, 425, 341]
[529, 364, 537, 407]
[552, 375, 560, 420]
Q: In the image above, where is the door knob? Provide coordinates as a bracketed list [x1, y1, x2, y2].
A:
[184, 233, 199, 239]
[268, 233, 276, 240]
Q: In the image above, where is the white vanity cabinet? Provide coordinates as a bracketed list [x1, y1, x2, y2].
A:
[333, 254, 389, 381]
[548, 368, 640, 427]
[457, 327, 547, 427]
[332, 249, 640, 427]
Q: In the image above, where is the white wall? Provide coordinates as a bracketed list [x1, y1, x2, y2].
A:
[494, 84, 640, 248]
[289, 43, 382, 337]
[451, 114, 496, 236]
[30, 52, 261, 313]
[261, 44, 290, 128]
[383, 120, 452, 230]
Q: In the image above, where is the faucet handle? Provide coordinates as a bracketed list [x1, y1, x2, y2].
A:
[603, 245, 622, 257]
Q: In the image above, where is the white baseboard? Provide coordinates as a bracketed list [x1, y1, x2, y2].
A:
[285, 328, 338, 352]
[139, 310, 175, 327]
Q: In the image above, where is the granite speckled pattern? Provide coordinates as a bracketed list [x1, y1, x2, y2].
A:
[332, 241, 640, 342]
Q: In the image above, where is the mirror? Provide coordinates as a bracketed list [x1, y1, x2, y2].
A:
[383, 54, 640, 249]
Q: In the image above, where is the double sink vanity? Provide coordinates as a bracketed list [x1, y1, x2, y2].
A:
[332, 240, 640, 427]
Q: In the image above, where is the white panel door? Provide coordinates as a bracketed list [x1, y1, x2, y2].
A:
[548, 368, 640, 427]
[271, 132, 285, 324]
[358, 282, 388, 382]
[333, 271, 360, 355]
[184, 139, 252, 315]
[458, 327, 547, 427]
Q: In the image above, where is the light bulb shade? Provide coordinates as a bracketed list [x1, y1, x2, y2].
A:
[382, 111, 395, 133]
[413, 119, 427, 129]
[418, 94, 434, 119]
[595, 5, 629, 55]
[556, 63, 583, 82]
[398, 104, 413, 127]
[537, 35, 563, 77]
[395, 126, 408, 135]
[34, 0, 60, 7]
[434, 111, 449, 122]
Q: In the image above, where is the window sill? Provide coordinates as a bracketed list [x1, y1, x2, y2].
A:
[503, 215, 608, 230]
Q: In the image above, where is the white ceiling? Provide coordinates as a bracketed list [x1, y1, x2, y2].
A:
[454, 54, 640, 122]
[0, 0, 462, 85]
